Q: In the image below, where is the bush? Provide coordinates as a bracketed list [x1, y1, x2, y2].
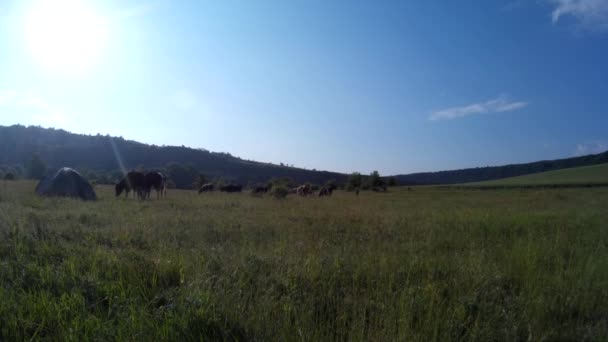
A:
[270, 186, 288, 200]
[346, 172, 363, 191]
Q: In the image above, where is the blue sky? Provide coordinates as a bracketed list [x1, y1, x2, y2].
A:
[0, 0, 607, 175]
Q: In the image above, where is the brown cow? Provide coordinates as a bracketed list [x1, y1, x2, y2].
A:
[198, 183, 215, 194]
[115, 171, 146, 199]
[318, 187, 332, 197]
[144, 172, 167, 199]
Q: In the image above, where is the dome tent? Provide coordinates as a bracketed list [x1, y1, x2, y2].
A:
[35, 167, 97, 201]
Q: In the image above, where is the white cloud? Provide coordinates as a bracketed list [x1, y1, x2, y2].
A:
[429, 95, 528, 121]
[575, 141, 608, 156]
[548, 0, 608, 29]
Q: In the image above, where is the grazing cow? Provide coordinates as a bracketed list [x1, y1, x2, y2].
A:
[198, 183, 215, 194]
[220, 184, 243, 193]
[251, 184, 270, 195]
[318, 187, 332, 197]
[296, 184, 312, 197]
[144, 172, 167, 199]
[115, 171, 146, 199]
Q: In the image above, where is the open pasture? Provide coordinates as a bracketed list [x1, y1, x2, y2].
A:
[0, 181, 607, 341]
[465, 163, 608, 188]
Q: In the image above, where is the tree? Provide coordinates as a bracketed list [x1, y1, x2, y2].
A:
[270, 185, 289, 200]
[366, 170, 387, 191]
[325, 179, 337, 188]
[387, 177, 398, 187]
[26, 154, 46, 180]
[166, 162, 198, 189]
[193, 174, 208, 189]
[347, 172, 363, 191]
[269, 177, 295, 189]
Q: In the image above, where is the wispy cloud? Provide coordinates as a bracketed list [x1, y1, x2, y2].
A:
[575, 140, 608, 156]
[429, 95, 528, 121]
[548, 0, 608, 30]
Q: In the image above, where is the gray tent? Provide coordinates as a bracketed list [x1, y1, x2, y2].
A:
[35, 167, 97, 201]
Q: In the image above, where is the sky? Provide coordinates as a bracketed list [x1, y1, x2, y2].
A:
[0, 0, 607, 175]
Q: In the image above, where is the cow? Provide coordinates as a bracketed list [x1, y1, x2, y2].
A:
[251, 184, 270, 195]
[296, 184, 312, 197]
[115, 171, 146, 199]
[198, 183, 215, 194]
[220, 184, 243, 193]
[318, 187, 332, 197]
[144, 172, 167, 199]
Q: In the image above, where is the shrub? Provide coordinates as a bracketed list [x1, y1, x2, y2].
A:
[270, 185, 288, 200]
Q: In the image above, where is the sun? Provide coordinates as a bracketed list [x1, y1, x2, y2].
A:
[23, 0, 109, 75]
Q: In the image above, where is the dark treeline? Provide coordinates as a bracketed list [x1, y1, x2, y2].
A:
[3, 125, 607, 188]
[0, 125, 347, 188]
[395, 151, 608, 185]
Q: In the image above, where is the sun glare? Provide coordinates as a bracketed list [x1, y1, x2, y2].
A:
[23, 0, 109, 75]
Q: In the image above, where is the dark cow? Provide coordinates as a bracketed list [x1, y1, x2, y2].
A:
[115, 171, 145, 199]
[220, 184, 243, 193]
[318, 187, 333, 197]
[144, 172, 167, 199]
[198, 183, 215, 194]
[251, 184, 270, 195]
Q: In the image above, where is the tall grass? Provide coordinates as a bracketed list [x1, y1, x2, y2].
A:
[0, 181, 607, 341]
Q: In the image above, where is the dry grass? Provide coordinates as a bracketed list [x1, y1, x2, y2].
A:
[1, 180, 607, 341]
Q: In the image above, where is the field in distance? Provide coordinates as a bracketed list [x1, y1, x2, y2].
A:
[463, 163, 608, 187]
[0, 181, 607, 340]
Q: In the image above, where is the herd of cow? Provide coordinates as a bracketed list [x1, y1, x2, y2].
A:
[114, 171, 337, 200]
[115, 171, 168, 200]
[198, 182, 337, 197]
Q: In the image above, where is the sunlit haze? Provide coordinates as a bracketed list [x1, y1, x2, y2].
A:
[23, 0, 109, 75]
[0, 0, 607, 175]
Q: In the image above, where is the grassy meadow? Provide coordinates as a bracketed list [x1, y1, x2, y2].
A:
[0, 180, 607, 341]
[466, 163, 608, 187]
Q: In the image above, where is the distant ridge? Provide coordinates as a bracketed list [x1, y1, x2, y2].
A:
[0, 124, 347, 187]
[394, 151, 608, 185]
[1, 124, 606, 187]
[462, 163, 608, 188]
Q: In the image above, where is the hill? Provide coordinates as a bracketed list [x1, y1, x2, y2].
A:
[0, 125, 346, 188]
[394, 151, 608, 185]
[2, 124, 607, 189]
[464, 163, 608, 187]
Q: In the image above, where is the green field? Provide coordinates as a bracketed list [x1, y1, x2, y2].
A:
[1, 181, 607, 341]
[466, 163, 608, 187]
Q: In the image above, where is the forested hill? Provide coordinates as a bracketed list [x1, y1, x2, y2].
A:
[394, 151, 608, 185]
[0, 125, 346, 187]
[2, 124, 607, 188]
